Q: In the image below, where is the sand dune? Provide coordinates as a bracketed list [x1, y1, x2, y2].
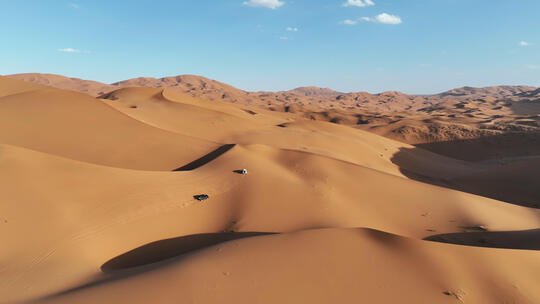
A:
[449, 157, 540, 208]
[0, 75, 45, 97]
[286, 86, 342, 97]
[9, 73, 540, 152]
[100, 87, 286, 142]
[1, 74, 539, 303]
[2, 142, 539, 303]
[0, 78, 217, 170]
[34, 228, 540, 304]
[8, 73, 115, 97]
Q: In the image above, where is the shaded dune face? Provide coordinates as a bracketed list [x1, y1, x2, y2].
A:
[1, 77, 540, 304]
[424, 229, 540, 250]
[100, 232, 274, 272]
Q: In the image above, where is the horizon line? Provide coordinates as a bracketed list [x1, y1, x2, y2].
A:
[4, 72, 539, 96]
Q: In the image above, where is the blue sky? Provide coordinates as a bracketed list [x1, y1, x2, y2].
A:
[1, 0, 539, 93]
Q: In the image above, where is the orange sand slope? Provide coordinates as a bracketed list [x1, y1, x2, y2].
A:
[1, 77, 539, 303]
[37, 229, 540, 304]
[0, 76, 218, 170]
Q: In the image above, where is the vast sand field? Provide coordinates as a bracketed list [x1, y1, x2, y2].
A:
[2, 75, 540, 303]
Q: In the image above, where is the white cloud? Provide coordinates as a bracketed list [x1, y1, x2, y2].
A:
[286, 27, 298, 32]
[279, 36, 290, 40]
[68, 2, 80, 9]
[343, 13, 402, 26]
[243, 0, 284, 9]
[527, 65, 539, 70]
[361, 13, 402, 25]
[520, 41, 530, 47]
[343, 0, 375, 7]
[341, 19, 358, 25]
[58, 48, 81, 53]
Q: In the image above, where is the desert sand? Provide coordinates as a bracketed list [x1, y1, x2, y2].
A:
[1, 75, 540, 303]
[11, 73, 540, 148]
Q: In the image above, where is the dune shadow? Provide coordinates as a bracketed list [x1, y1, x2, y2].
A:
[414, 133, 540, 162]
[242, 109, 257, 115]
[391, 133, 540, 208]
[37, 232, 274, 302]
[173, 144, 235, 171]
[101, 232, 273, 272]
[424, 229, 540, 250]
